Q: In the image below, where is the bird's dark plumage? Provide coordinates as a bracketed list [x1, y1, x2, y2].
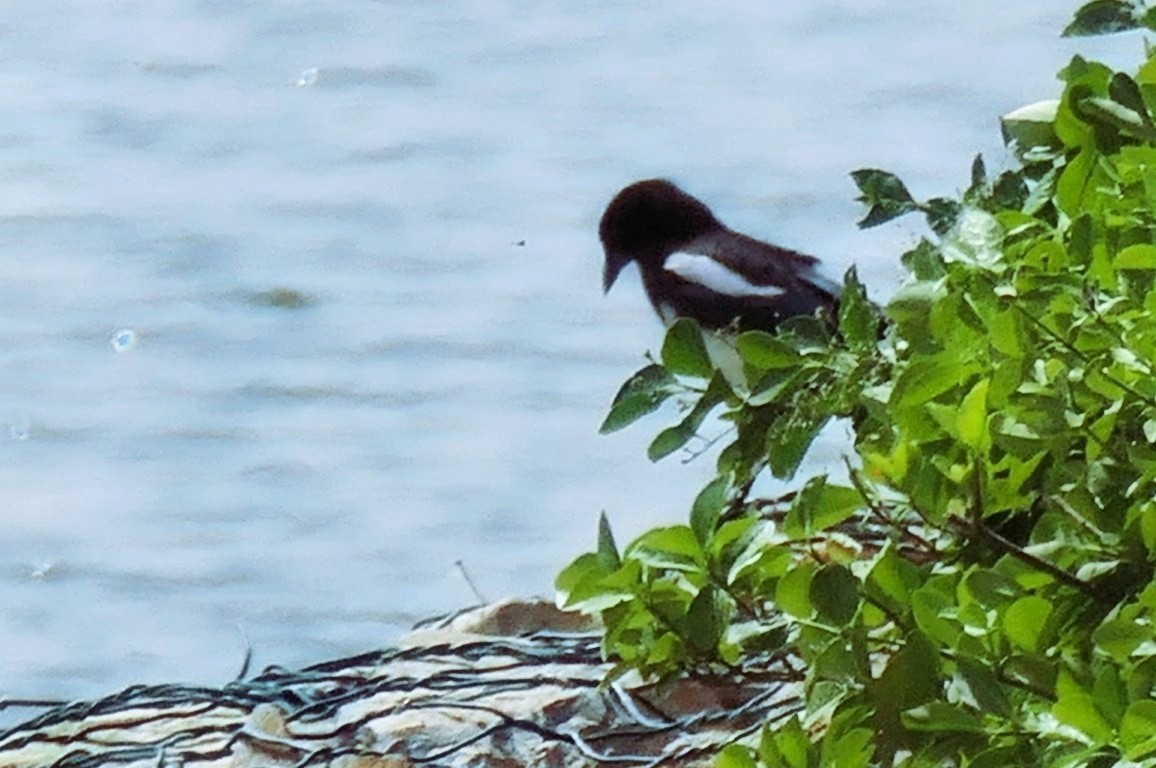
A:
[599, 179, 840, 332]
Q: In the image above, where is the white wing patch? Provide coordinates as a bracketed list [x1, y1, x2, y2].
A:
[664, 251, 786, 299]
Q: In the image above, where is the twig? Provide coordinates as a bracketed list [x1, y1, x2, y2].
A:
[970, 520, 1096, 597]
[455, 560, 487, 604]
[1011, 299, 1156, 408]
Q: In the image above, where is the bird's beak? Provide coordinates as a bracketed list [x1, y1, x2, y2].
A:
[602, 255, 625, 294]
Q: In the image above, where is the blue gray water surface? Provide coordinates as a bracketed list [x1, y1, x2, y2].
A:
[0, 1, 1131, 700]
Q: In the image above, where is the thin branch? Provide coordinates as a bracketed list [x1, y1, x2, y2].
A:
[1012, 300, 1156, 408]
[938, 647, 1056, 702]
[455, 560, 488, 604]
[971, 520, 1097, 598]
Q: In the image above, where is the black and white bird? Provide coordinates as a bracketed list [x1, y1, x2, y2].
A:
[599, 179, 840, 332]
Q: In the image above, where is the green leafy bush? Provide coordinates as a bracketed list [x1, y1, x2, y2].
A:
[558, 3, 1156, 765]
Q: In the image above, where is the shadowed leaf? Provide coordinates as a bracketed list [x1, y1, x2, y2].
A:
[851, 169, 919, 228]
[662, 318, 713, 379]
[600, 364, 679, 434]
[1064, 0, 1141, 36]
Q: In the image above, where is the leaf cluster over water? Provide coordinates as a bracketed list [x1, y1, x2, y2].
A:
[559, 3, 1156, 765]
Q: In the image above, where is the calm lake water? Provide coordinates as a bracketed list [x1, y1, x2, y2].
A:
[0, 1, 1133, 704]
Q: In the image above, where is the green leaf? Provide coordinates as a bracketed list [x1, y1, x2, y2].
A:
[1053, 669, 1114, 744]
[555, 552, 630, 611]
[901, 239, 947, 281]
[812, 629, 861, 681]
[1115, 243, 1156, 269]
[785, 476, 865, 537]
[747, 366, 805, 407]
[735, 331, 803, 369]
[725, 619, 788, 658]
[957, 378, 990, 453]
[728, 540, 791, 588]
[712, 516, 762, 570]
[1093, 616, 1152, 661]
[1069, 211, 1095, 264]
[963, 569, 1021, 608]
[892, 357, 971, 410]
[1003, 595, 1054, 653]
[969, 153, 987, 192]
[1023, 166, 1059, 214]
[1063, 0, 1143, 37]
[684, 584, 731, 656]
[889, 633, 940, 708]
[597, 511, 621, 571]
[716, 745, 758, 768]
[661, 318, 713, 379]
[836, 266, 880, 352]
[987, 309, 1023, 357]
[820, 725, 874, 768]
[777, 561, 817, 619]
[690, 476, 729, 546]
[866, 547, 921, 610]
[628, 525, 705, 570]
[886, 280, 947, 331]
[958, 656, 1012, 718]
[992, 171, 1029, 209]
[1093, 664, 1126, 729]
[600, 364, 679, 434]
[1001, 99, 1061, 150]
[760, 716, 813, 768]
[1121, 700, 1156, 758]
[912, 583, 958, 647]
[767, 411, 830, 480]
[1056, 148, 1096, 218]
[876, 632, 941, 758]
[811, 564, 860, 626]
[923, 197, 962, 237]
[852, 168, 919, 228]
[648, 422, 695, 461]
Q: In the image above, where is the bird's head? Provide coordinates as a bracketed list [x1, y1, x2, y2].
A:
[599, 179, 721, 293]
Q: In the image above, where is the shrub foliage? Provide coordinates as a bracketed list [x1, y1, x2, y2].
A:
[558, 4, 1156, 766]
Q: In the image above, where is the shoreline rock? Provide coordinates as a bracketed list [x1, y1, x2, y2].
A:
[0, 599, 800, 767]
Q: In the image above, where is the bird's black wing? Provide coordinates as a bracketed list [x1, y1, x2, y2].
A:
[645, 230, 838, 332]
[694, 230, 840, 300]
